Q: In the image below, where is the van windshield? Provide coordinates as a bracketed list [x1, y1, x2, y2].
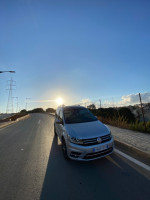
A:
[63, 107, 97, 124]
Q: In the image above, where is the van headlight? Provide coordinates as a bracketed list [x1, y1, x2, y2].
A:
[69, 136, 83, 145]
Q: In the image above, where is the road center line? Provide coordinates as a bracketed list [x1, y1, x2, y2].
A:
[114, 149, 150, 171]
[38, 120, 41, 125]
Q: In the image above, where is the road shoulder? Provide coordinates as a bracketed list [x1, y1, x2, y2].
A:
[0, 114, 30, 129]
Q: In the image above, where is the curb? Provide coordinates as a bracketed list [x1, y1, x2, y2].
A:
[16, 114, 30, 122]
[0, 114, 30, 129]
[114, 139, 150, 166]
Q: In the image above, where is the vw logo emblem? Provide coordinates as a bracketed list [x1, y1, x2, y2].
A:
[97, 137, 101, 143]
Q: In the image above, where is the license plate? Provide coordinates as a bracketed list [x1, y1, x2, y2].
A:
[93, 144, 109, 152]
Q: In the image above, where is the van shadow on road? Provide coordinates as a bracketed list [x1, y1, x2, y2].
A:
[40, 135, 150, 200]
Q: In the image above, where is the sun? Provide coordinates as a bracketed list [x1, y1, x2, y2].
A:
[56, 97, 63, 105]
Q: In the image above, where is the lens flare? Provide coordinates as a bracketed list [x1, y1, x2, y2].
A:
[56, 98, 63, 105]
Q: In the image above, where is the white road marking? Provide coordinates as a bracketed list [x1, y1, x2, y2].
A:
[38, 120, 41, 125]
[114, 149, 150, 171]
[21, 149, 24, 151]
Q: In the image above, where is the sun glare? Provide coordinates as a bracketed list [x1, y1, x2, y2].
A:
[56, 97, 63, 105]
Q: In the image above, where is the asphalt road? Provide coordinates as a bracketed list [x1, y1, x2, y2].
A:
[0, 113, 150, 200]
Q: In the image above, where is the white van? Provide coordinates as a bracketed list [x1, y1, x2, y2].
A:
[54, 105, 114, 161]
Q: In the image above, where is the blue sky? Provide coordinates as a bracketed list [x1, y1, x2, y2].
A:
[0, 0, 150, 112]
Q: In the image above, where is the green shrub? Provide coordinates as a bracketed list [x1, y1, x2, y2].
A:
[92, 108, 150, 133]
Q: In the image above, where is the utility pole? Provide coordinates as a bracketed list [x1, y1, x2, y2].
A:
[6, 78, 16, 113]
[139, 93, 146, 131]
[99, 99, 101, 108]
[25, 98, 31, 111]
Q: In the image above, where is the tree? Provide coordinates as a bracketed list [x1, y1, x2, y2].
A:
[87, 104, 96, 110]
[20, 109, 27, 114]
[28, 108, 44, 113]
[96, 107, 118, 119]
[46, 108, 55, 113]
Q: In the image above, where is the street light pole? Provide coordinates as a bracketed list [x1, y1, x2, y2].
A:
[99, 99, 101, 108]
[0, 71, 15, 73]
[139, 93, 146, 131]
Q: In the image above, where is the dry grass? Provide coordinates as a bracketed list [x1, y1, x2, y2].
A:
[98, 116, 150, 133]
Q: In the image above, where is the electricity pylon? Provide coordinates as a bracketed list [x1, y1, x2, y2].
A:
[6, 78, 16, 113]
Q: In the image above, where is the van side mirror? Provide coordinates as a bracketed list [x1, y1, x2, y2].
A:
[56, 118, 63, 125]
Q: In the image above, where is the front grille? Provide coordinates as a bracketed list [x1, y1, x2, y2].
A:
[81, 134, 111, 146]
[101, 134, 112, 143]
[84, 147, 113, 159]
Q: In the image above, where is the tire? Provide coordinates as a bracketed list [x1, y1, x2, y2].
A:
[54, 125, 57, 137]
[62, 138, 70, 160]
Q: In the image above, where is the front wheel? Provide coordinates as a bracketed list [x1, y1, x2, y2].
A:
[62, 138, 70, 160]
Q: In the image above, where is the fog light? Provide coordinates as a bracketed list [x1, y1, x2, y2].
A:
[70, 151, 81, 158]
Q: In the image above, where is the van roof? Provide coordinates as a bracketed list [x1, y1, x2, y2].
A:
[57, 105, 85, 110]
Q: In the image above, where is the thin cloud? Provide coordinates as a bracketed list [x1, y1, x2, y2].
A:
[28, 100, 56, 103]
[119, 92, 150, 106]
[81, 98, 92, 104]
[80, 92, 150, 108]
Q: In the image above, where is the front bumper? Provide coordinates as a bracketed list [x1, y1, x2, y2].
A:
[67, 138, 114, 161]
